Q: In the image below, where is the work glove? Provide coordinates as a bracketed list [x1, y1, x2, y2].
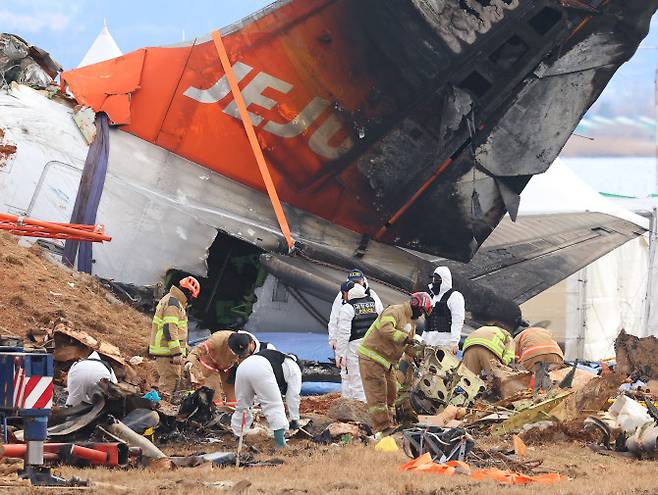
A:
[289, 419, 300, 430]
[171, 354, 183, 365]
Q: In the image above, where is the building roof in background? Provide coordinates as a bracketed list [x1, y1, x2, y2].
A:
[78, 23, 122, 68]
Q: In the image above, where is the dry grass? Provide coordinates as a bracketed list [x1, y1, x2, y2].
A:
[0, 232, 151, 358]
[4, 440, 656, 495]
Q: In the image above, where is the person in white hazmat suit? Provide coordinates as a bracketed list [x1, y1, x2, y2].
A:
[327, 268, 383, 395]
[335, 284, 381, 401]
[65, 351, 118, 407]
[231, 349, 302, 448]
[422, 266, 465, 353]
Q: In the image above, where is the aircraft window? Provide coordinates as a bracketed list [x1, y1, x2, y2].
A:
[489, 35, 529, 70]
[528, 7, 562, 36]
[458, 71, 492, 98]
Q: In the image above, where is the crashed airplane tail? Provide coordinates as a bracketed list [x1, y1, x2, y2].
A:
[60, 0, 657, 262]
[1, 0, 655, 332]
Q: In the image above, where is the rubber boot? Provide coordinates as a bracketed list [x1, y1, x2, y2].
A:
[274, 428, 286, 449]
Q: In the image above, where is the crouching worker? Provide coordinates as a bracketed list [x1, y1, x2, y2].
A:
[335, 283, 380, 402]
[358, 292, 432, 433]
[66, 351, 117, 407]
[231, 349, 302, 449]
[185, 331, 255, 403]
[461, 325, 515, 376]
[514, 326, 564, 372]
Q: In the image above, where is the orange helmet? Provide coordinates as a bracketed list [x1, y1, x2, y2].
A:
[179, 276, 201, 298]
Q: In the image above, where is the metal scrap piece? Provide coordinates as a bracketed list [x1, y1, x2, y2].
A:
[413, 346, 485, 414]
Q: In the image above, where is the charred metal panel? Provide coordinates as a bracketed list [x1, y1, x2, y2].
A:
[370, 0, 657, 260]
[60, 0, 658, 263]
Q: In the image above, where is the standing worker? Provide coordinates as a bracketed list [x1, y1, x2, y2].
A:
[514, 326, 564, 372]
[328, 269, 383, 350]
[358, 292, 432, 433]
[231, 349, 302, 449]
[461, 325, 515, 376]
[149, 276, 200, 399]
[423, 266, 465, 353]
[184, 331, 256, 404]
[335, 283, 381, 401]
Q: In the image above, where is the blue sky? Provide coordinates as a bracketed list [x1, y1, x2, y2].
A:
[1, 0, 273, 69]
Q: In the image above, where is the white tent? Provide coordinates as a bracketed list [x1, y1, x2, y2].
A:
[78, 23, 122, 68]
[519, 159, 654, 361]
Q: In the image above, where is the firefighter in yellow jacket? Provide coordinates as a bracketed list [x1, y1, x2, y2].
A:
[149, 276, 201, 397]
[461, 325, 515, 375]
[514, 326, 564, 372]
[358, 292, 432, 433]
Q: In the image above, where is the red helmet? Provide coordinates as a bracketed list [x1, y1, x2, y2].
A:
[410, 292, 432, 316]
[179, 276, 201, 298]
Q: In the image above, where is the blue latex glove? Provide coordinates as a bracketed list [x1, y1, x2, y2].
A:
[142, 389, 161, 402]
[274, 428, 286, 449]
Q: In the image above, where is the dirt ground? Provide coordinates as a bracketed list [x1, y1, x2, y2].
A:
[2, 234, 658, 494]
[3, 437, 655, 495]
[0, 232, 151, 357]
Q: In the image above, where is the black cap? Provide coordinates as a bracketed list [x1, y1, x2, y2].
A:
[348, 268, 364, 282]
[228, 333, 252, 357]
[340, 280, 355, 293]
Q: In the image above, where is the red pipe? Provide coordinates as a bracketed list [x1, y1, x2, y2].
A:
[69, 444, 108, 464]
[1, 443, 107, 464]
[0, 444, 57, 461]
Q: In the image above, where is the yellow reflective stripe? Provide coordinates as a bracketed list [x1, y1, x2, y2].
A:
[153, 316, 186, 329]
[368, 405, 388, 414]
[379, 315, 397, 326]
[358, 345, 392, 369]
[168, 339, 181, 349]
[464, 337, 505, 358]
[392, 330, 407, 343]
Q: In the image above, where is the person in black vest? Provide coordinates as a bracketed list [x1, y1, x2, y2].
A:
[222, 330, 277, 402]
[336, 283, 382, 401]
[423, 266, 465, 353]
[231, 349, 302, 449]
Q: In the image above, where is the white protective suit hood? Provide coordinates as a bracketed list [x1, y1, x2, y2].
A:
[430, 266, 453, 295]
[347, 284, 367, 301]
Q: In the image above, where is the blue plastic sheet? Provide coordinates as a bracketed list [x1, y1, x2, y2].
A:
[251, 332, 340, 395]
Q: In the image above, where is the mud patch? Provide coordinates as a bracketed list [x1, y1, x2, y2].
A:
[521, 420, 599, 445]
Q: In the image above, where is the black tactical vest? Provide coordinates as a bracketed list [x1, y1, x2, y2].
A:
[257, 349, 288, 394]
[425, 289, 455, 333]
[349, 296, 378, 341]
